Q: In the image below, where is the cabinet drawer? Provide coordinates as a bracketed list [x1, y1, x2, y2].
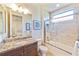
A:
[0, 47, 23, 56]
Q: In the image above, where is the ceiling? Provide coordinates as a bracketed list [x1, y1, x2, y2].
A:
[17, 3, 70, 12]
[17, 3, 70, 18]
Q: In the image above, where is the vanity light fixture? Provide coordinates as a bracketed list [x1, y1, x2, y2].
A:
[6, 4, 18, 11]
[11, 4, 18, 11]
[6, 4, 31, 14]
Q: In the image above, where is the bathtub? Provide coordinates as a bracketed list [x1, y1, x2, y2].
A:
[45, 40, 74, 56]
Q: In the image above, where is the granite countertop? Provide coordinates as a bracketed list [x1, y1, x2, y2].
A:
[0, 38, 37, 54]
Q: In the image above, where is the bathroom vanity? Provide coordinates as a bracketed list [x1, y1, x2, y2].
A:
[0, 38, 38, 56]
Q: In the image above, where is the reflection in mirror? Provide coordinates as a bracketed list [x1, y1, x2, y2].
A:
[0, 12, 3, 34]
[12, 15, 22, 37]
[22, 14, 32, 38]
[0, 12, 3, 43]
[0, 10, 6, 43]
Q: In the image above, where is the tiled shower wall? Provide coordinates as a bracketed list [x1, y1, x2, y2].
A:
[48, 4, 79, 47]
[50, 20, 78, 47]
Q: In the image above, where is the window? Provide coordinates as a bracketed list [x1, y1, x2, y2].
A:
[52, 9, 74, 23]
[52, 15, 73, 23]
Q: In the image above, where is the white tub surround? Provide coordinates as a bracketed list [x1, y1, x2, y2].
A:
[45, 41, 73, 56]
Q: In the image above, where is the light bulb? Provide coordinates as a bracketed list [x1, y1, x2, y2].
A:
[56, 4, 60, 7]
[23, 8, 31, 14]
[5, 4, 18, 11]
[11, 4, 18, 11]
[18, 6, 23, 13]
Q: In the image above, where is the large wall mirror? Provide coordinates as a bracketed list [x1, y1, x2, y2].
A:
[0, 12, 3, 34]
[0, 6, 6, 43]
[12, 15, 22, 37]
[0, 12, 4, 43]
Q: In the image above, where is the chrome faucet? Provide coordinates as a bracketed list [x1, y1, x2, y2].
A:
[0, 39, 6, 48]
[2, 39, 6, 44]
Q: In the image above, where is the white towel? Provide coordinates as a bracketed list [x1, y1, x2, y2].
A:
[72, 41, 79, 56]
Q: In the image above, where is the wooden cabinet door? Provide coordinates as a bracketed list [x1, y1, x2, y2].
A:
[24, 42, 38, 56]
[27, 47, 37, 56]
[0, 42, 38, 56]
[14, 47, 23, 56]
